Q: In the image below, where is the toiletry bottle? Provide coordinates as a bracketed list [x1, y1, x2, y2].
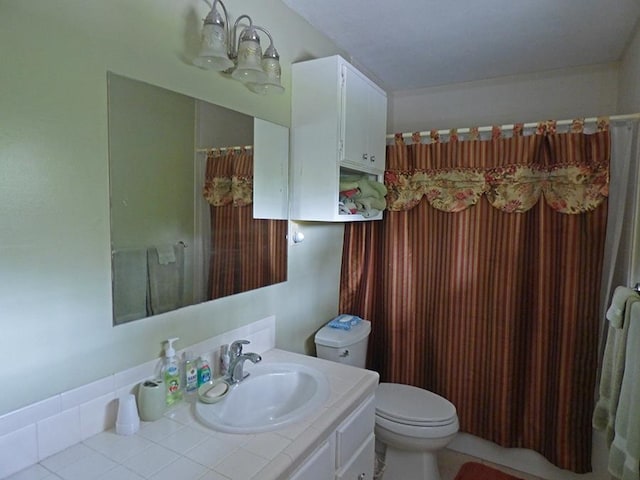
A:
[183, 351, 198, 395]
[219, 344, 230, 377]
[197, 356, 212, 386]
[162, 337, 182, 405]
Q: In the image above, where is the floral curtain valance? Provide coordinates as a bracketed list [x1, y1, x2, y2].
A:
[385, 118, 611, 214]
[202, 148, 253, 207]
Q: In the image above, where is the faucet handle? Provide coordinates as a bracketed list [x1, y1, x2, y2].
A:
[229, 339, 250, 359]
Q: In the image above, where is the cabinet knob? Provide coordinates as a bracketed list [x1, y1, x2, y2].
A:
[370, 155, 375, 162]
[362, 153, 368, 161]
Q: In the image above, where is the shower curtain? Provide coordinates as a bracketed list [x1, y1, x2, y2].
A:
[203, 148, 287, 300]
[339, 119, 617, 473]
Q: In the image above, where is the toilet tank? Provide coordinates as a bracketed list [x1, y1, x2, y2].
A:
[314, 320, 371, 368]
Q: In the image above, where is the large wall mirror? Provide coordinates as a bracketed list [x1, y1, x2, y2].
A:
[107, 72, 289, 326]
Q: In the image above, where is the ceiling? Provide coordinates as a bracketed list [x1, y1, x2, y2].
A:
[282, 0, 640, 93]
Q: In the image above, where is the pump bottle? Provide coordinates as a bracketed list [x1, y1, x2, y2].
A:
[197, 356, 212, 386]
[162, 337, 182, 406]
[183, 351, 198, 395]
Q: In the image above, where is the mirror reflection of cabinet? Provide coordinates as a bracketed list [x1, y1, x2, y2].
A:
[107, 73, 288, 326]
[254, 118, 289, 220]
[290, 55, 387, 222]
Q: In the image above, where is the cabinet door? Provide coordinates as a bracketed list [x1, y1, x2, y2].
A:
[336, 433, 375, 480]
[341, 64, 371, 167]
[289, 440, 334, 480]
[367, 87, 387, 172]
[336, 395, 376, 467]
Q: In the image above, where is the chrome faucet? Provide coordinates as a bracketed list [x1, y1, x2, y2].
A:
[227, 339, 261, 383]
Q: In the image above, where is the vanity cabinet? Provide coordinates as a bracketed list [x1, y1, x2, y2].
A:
[289, 394, 376, 479]
[290, 55, 388, 222]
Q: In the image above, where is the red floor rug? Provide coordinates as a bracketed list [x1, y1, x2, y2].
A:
[454, 462, 524, 480]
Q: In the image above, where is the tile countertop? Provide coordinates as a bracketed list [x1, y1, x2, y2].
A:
[9, 349, 379, 480]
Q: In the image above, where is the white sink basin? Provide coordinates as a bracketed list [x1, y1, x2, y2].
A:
[194, 362, 330, 433]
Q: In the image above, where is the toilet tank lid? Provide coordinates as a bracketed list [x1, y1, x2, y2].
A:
[314, 319, 371, 348]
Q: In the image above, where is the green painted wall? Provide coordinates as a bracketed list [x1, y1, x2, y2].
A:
[0, 0, 346, 415]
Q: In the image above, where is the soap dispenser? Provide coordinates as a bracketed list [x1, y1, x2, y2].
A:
[162, 337, 182, 406]
[183, 351, 198, 395]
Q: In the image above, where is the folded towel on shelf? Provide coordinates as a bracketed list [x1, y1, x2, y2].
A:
[357, 207, 381, 218]
[328, 314, 362, 330]
[339, 179, 360, 191]
[606, 286, 639, 328]
[339, 188, 360, 198]
[339, 175, 388, 217]
[354, 196, 387, 212]
[353, 177, 387, 200]
[339, 200, 357, 215]
[608, 301, 640, 479]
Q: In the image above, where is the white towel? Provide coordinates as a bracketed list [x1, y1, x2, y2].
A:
[155, 244, 177, 265]
[607, 287, 639, 328]
[594, 296, 640, 445]
[147, 244, 185, 315]
[112, 248, 148, 324]
[608, 301, 640, 480]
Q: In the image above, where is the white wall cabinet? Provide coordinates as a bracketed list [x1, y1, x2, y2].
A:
[290, 55, 387, 222]
[289, 394, 376, 480]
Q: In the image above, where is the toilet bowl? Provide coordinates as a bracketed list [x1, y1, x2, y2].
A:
[375, 382, 459, 480]
[314, 319, 459, 480]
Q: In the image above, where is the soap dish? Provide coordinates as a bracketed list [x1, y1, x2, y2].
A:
[197, 379, 230, 404]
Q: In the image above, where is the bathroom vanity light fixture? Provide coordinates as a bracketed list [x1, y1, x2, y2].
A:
[193, 0, 284, 95]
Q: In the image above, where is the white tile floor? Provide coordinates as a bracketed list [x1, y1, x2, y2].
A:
[439, 449, 545, 480]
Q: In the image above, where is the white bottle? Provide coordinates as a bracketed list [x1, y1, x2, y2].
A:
[162, 337, 182, 406]
[219, 344, 230, 377]
[183, 351, 198, 395]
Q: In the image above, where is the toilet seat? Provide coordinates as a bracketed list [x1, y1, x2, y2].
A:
[375, 382, 457, 427]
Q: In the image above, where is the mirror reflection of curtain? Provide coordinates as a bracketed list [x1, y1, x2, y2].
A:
[340, 120, 611, 473]
[203, 148, 287, 300]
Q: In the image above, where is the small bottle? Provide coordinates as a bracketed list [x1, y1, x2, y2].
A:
[183, 351, 198, 395]
[219, 344, 230, 377]
[162, 337, 182, 406]
[197, 356, 212, 386]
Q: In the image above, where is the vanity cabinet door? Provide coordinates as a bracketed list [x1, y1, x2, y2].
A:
[335, 395, 376, 467]
[336, 433, 375, 480]
[289, 440, 334, 480]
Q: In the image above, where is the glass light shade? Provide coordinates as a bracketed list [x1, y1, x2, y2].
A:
[231, 36, 267, 84]
[193, 23, 234, 71]
[247, 56, 284, 94]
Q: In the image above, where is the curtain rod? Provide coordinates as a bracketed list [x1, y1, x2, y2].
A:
[195, 145, 253, 153]
[386, 112, 640, 139]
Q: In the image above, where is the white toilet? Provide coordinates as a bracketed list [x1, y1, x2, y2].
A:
[315, 319, 459, 480]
